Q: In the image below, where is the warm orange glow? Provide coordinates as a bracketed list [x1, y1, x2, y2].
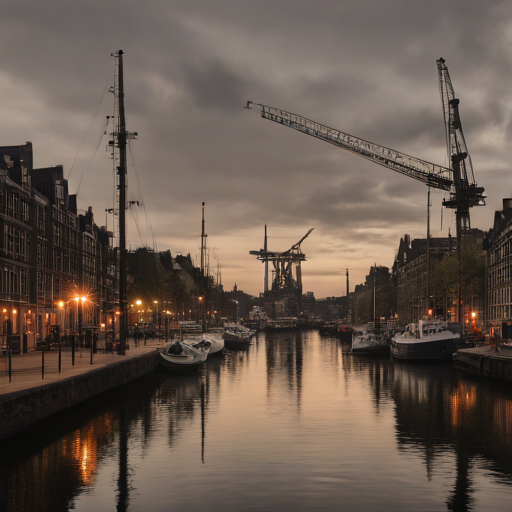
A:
[13, 309, 17, 315]
[58, 301, 65, 308]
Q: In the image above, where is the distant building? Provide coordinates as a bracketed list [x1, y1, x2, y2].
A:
[392, 234, 456, 325]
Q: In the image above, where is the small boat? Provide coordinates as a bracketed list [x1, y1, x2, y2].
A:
[222, 325, 253, 348]
[177, 321, 225, 355]
[159, 340, 209, 371]
[391, 319, 461, 361]
[351, 327, 390, 355]
[183, 334, 225, 355]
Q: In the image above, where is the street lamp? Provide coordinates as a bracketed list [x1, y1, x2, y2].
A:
[229, 299, 239, 325]
[154, 300, 159, 335]
[198, 296, 204, 332]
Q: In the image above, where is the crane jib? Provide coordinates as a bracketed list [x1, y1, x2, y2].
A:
[259, 106, 452, 192]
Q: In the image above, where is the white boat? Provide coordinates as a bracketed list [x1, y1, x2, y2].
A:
[351, 327, 389, 355]
[183, 334, 225, 355]
[177, 321, 225, 355]
[159, 340, 209, 370]
[391, 319, 461, 361]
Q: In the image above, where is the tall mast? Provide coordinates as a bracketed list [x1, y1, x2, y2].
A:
[264, 225, 268, 294]
[200, 202, 207, 275]
[112, 50, 136, 355]
[426, 187, 430, 319]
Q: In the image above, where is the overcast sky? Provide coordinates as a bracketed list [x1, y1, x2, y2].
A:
[1, 0, 512, 298]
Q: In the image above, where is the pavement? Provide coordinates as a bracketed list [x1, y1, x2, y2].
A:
[0, 338, 167, 396]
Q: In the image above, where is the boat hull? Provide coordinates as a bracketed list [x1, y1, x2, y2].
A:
[159, 344, 209, 371]
[352, 344, 390, 355]
[391, 338, 461, 361]
[222, 331, 252, 349]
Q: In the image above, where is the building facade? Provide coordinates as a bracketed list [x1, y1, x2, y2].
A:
[484, 198, 512, 341]
[0, 143, 113, 351]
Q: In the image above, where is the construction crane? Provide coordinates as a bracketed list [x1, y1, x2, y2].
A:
[437, 58, 485, 237]
[245, 60, 485, 246]
[245, 59, 485, 325]
[250, 228, 314, 297]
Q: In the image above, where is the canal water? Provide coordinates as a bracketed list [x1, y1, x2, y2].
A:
[1, 330, 512, 511]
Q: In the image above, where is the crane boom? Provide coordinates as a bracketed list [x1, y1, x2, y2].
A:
[245, 101, 453, 192]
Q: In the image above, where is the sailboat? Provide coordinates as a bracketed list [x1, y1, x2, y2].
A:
[222, 300, 254, 348]
[351, 266, 390, 355]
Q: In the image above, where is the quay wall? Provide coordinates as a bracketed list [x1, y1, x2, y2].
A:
[0, 350, 160, 440]
[454, 346, 512, 382]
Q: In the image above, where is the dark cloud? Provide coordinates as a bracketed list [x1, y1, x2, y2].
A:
[0, 0, 510, 295]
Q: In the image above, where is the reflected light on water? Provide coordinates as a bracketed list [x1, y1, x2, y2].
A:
[3, 331, 512, 511]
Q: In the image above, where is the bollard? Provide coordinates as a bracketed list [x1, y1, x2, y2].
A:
[59, 342, 62, 373]
[8, 348, 11, 383]
[42, 345, 45, 379]
[72, 335, 75, 366]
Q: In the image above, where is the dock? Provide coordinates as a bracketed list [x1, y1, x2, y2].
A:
[454, 345, 512, 382]
[0, 340, 163, 440]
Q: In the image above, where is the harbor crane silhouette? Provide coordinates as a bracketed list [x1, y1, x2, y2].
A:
[250, 228, 314, 297]
[246, 58, 485, 323]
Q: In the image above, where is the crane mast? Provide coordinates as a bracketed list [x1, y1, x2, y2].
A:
[436, 58, 485, 234]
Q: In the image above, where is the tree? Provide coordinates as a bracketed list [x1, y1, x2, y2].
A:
[431, 234, 485, 321]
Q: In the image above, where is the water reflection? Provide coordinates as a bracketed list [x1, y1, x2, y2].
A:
[2, 332, 512, 511]
[381, 359, 512, 510]
[265, 330, 305, 409]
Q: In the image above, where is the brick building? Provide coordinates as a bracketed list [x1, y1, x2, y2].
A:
[0, 143, 113, 351]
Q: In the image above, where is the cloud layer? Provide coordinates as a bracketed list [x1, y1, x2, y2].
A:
[1, 0, 511, 297]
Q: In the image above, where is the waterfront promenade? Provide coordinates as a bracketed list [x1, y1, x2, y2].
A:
[0, 339, 163, 395]
[0, 339, 164, 440]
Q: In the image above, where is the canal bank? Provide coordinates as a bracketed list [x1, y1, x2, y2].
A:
[0, 343, 161, 440]
[454, 344, 512, 381]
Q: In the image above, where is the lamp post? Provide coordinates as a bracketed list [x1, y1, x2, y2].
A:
[73, 297, 79, 365]
[198, 296, 204, 332]
[154, 300, 159, 338]
[57, 301, 64, 372]
[230, 299, 239, 325]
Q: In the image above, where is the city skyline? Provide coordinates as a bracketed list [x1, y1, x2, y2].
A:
[1, 0, 511, 297]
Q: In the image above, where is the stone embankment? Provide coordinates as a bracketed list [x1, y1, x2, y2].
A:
[0, 347, 160, 440]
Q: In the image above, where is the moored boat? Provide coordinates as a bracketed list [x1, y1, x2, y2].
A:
[177, 321, 225, 355]
[159, 340, 210, 371]
[222, 324, 253, 348]
[351, 327, 390, 355]
[391, 319, 461, 361]
[265, 317, 298, 331]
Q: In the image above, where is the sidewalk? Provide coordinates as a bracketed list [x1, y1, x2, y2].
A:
[0, 338, 166, 396]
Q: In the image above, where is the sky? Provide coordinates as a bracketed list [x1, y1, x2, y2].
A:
[1, 0, 512, 298]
